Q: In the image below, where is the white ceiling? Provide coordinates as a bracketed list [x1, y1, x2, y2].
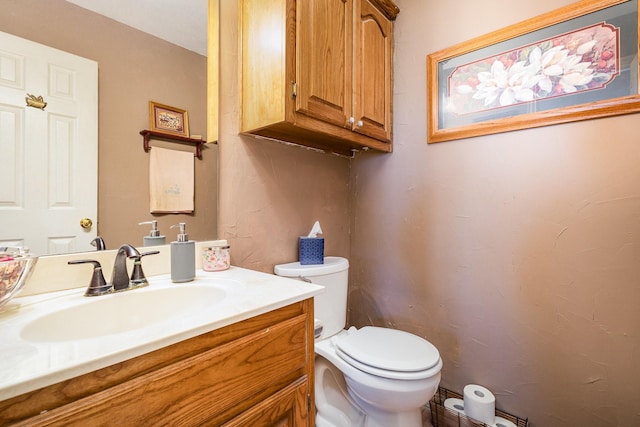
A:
[64, 0, 208, 56]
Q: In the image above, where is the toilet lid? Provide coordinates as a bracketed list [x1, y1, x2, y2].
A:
[333, 327, 440, 374]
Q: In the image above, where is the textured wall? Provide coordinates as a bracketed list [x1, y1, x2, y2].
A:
[349, 0, 640, 425]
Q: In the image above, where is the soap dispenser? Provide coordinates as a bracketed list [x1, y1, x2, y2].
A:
[170, 222, 195, 282]
[139, 220, 166, 246]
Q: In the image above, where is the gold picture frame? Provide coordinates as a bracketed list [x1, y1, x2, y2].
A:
[149, 101, 190, 137]
[427, 0, 640, 143]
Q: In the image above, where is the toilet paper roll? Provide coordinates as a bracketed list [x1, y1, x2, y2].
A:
[463, 384, 496, 425]
[493, 416, 517, 427]
[443, 397, 465, 415]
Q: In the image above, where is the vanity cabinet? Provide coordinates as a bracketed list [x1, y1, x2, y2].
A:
[0, 300, 315, 426]
[240, 0, 399, 157]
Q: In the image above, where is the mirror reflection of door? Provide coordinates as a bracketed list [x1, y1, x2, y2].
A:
[0, 31, 98, 256]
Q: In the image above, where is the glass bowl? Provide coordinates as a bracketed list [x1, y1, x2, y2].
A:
[0, 249, 38, 310]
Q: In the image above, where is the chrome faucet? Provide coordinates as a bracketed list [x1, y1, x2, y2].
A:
[68, 244, 159, 296]
[90, 236, 106, 250]
[110, 244, 140, 292]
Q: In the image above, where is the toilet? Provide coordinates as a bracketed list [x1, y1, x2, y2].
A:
[274, 257, 442, 427]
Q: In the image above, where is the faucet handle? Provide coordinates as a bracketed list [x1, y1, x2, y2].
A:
[68, 259, 112, 297]
[130, 250, 160, 288]
[140, 250, 160, 258]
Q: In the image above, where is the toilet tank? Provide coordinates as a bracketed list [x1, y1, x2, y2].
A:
[274, 256, 349, 339]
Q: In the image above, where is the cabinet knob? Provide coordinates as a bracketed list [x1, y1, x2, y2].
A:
[348, 117, 355, 125]
[356, 120, 363, 128]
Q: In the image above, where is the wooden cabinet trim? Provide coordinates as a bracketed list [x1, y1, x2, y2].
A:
[368, 0, 400, 20]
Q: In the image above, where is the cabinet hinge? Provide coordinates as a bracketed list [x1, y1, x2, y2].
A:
[307, 393, 311, 411]
[291, 81, 297, 98]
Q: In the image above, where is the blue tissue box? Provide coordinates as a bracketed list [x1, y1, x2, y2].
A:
[299, 237, 324, 265]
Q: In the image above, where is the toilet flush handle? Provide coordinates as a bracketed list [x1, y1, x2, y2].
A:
[297, 275, 312, 283]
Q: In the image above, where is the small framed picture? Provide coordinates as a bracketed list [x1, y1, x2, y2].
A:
[149, 101, 190, 137]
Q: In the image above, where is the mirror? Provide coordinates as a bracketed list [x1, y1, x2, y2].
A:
[0, 0, 217, 255]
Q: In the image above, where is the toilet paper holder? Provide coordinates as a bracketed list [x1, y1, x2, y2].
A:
[429, 387, 528, 427]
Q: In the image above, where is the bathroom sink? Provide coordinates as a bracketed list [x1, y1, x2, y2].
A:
[20, 284, 227, 342]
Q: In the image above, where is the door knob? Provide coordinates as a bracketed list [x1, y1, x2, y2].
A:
[80, 218, 93, 229]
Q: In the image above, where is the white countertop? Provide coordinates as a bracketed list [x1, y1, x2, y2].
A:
[0, 266, 323, 401]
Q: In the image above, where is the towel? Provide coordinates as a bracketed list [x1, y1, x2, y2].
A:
[149, 147, 194, 213]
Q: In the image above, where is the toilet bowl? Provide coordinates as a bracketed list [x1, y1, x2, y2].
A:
[315, 356, 366, 427]
[274, 257, 442, 427]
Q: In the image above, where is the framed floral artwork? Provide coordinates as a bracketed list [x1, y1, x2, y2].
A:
[149, 101, 190, 137]
[427, 0, 640, 143]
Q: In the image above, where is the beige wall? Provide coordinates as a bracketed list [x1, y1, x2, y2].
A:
[349, 0, 640, 426]
[218, 0, 351, 272]
[0, 0, 217, 249]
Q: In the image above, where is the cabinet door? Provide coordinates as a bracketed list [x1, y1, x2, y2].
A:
[352, 0, 393, 143]
[296, 0, 352, 129]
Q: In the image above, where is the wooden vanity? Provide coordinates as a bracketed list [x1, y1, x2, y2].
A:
[0, 299, 315, 426]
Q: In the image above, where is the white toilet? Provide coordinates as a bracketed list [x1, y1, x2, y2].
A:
[274, 257, 442, 427]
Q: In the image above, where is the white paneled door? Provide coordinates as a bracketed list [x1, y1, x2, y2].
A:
[0, 31, 98, 255]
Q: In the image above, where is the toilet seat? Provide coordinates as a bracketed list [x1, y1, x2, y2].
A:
[332, 326, 441, 380]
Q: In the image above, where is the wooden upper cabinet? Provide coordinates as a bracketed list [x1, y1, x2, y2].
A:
[240, 0, 399, 157]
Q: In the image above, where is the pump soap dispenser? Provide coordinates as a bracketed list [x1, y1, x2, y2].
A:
[139, 220, 166, 246]
[170, 222, 195, 282]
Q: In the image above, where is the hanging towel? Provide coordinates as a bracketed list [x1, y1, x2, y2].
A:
[149, 147, 194, 213]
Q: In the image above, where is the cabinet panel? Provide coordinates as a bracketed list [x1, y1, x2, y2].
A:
[296, 0, 352, 128]
[353, 0, 393, 142]
[223, 378, 309, 427]
[241, 0, 287, 132]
